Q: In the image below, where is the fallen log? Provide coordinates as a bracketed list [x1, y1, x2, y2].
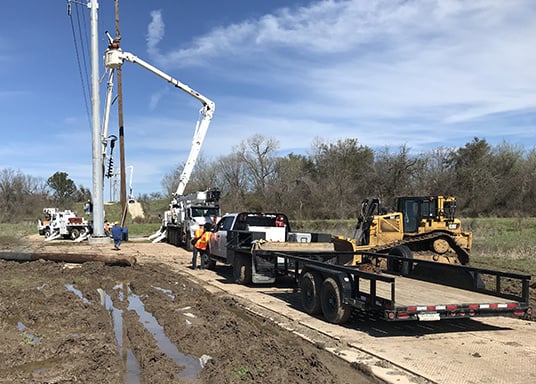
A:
[0, 252, 136, 267]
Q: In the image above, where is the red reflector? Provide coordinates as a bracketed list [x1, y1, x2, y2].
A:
[388, 312, 395, 320]
[446, 305, 457, 310]
[469, 304, 479, 309]
[527, 308, 532, 315]
[397, 312, 409, 319]
[469, 309, 475, 316]
[427, 306, 436, 311]
[514, 310, 524, 316]
[407, 306, 417, 312]
[489, 303, 498, 309]
[450, 311, 456, 317]
[507, 303, 517, 308]
[459, 311, 465, 316]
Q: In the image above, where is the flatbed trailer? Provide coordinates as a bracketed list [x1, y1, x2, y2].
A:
[207, 228, 531, 324]
[249, 243, 532, 324]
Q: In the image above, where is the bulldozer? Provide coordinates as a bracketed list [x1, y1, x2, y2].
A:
[332, 196, 473, 272]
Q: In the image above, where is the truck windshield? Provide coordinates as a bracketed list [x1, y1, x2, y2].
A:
[237, 213, 286, 227]
[190, 207, 219, 217]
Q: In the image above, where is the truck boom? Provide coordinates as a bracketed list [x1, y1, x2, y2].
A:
[103, 37, 216, 244]
[104, 41, 215, 198]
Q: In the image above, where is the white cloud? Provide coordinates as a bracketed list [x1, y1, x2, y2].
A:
[148, 0, 536, 125]
[117, 0, 536, 194]
[146, 10, 165, 57]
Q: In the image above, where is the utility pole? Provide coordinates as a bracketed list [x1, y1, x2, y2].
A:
[89, 0, 107, 241]
[115, 0, 128, 227]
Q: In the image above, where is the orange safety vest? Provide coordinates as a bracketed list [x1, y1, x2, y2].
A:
[195, 231, 211, 251]
[194, 227, 204, 240]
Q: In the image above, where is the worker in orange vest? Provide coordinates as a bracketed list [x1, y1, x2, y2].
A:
[193, 222, 212, 269]
[191, 225, 205, 269]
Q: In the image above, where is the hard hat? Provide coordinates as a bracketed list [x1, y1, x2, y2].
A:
[114, 221, 119, 225]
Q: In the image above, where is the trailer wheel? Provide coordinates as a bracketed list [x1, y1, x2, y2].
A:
[44, 229, 51, 238]
[320, 277, 352, 324]
[388, 245, 413, 275]
[233, 254, 252, 285]
[70, 228, 80, 240]
[300, 271, 323, 315]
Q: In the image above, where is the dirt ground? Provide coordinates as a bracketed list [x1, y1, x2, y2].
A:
[0, 236, 377, 384]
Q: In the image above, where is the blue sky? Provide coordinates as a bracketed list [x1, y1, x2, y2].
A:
[1, 1, 535, 198]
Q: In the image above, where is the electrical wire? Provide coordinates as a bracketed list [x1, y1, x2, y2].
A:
[67, 0, 92, 128]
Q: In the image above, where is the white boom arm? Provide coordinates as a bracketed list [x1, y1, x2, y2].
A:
[103, 45, 215, 198]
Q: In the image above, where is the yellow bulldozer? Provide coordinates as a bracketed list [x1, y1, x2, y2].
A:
[333, 196, 473, 273]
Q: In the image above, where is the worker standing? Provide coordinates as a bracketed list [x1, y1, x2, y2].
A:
[193, 223, 212, 269]
[111, 221, 123, 250]
[191, 224, 205, 269]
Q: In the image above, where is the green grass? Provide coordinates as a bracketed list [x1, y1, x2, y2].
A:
[8, 204, 536, 278]
[464, 217, 536, 250]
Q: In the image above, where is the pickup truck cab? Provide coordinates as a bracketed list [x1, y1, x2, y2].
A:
[207, 212, 291, 282]
[209, 212, 288, 259]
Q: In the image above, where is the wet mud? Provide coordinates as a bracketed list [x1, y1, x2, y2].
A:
[0, 258, 374, 384]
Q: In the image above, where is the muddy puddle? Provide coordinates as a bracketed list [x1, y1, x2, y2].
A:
[65, 282, 206, 381]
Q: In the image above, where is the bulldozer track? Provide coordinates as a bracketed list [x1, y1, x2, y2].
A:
[371, 231, 470, 264]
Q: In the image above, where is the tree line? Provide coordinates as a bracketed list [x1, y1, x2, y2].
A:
[2, 135, 535, 223]
[163, 135, 536, 219]
[0, 170, 90, 223]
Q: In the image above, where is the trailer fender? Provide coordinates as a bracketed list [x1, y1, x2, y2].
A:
[302, 266, 353, 300]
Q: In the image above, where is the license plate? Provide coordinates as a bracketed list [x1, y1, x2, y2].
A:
[418, 312, 440, 321]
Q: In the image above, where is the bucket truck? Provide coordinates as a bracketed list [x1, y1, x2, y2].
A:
[102, 34, 216, 249]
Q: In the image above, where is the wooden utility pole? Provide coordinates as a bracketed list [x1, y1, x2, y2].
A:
[115, 0, 128, 226]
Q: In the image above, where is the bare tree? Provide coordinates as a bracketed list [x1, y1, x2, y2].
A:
[0, 168, 49, 222]
[214, 153, 249, 212]
[236, 134, 279, 192]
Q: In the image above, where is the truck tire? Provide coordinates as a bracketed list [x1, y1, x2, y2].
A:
[185, 232, 193, 252]
[300, 271, 323, 315]
[70, 228, 80, 240]
[204, 247, 216, 269]
[205, 258, 216, 270]
[233, 254, 252, 285]
[387, 245, 413, 275]
[320, 277, 352, 324]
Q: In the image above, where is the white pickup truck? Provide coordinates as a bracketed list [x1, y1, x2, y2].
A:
[207, 212, 333, 284]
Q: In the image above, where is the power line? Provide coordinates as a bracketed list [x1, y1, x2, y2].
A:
[67, 1, 92, 128]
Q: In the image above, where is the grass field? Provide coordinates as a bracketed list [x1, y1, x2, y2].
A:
[8, 204, 536, 280]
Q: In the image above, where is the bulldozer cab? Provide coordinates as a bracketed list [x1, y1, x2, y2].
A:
[395, 196, 457, 234]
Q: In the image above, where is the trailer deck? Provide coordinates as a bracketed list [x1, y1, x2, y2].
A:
[250, 246, 531, 322]
[366, 274, 515, 307]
